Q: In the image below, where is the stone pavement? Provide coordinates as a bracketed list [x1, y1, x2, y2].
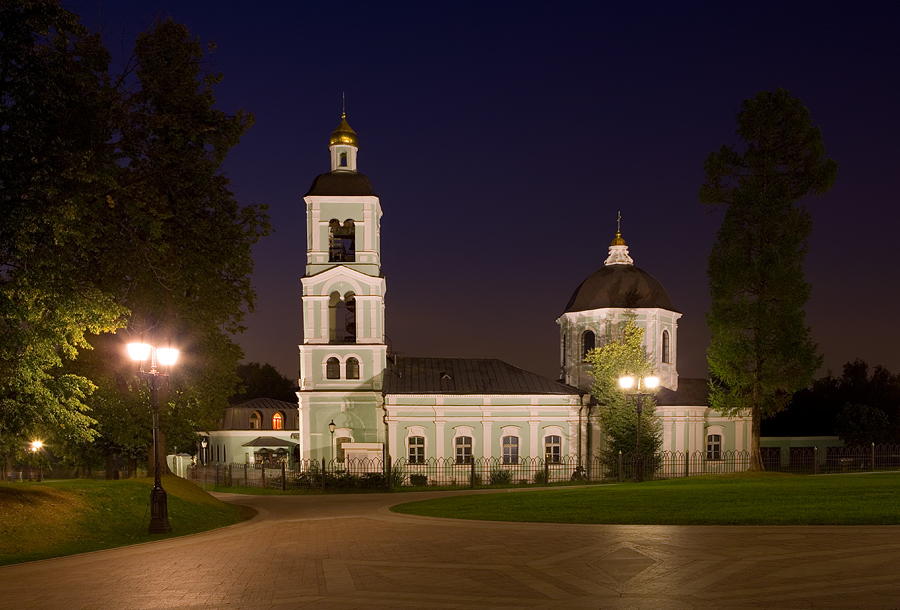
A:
[2, 488, 900, 609]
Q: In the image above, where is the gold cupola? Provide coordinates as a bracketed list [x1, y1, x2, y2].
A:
[610, 230, 626, 246]
[329, 113, 358, 147]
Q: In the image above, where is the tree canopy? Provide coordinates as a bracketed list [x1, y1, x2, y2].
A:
[701, 88, 837, 469]
[231, 363, 296, 404]
[765, 360, 900, 445]
[0, 2, 268, 469]
[584, 320, 662, 465]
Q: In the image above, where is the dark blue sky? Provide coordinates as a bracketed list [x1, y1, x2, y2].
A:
[72, 1, 900, 382]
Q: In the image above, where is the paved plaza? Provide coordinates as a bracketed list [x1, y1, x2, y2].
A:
[2, 488, 900, 609]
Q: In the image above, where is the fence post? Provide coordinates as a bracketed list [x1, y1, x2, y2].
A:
[322, 457, 326, 491]
[387, 456, 392, 492]
[544, 459, 549, 485]
[244, 463, 248, 487]
[281, 462, 286, 491]
[215, 463, 219, 486]
[814, 447, 819, 475]
[618, 451, 623, 483]
[872, 442, 876, 471]
[262, 464, 266, 488]
[228, 463, 233, 486]
[685, 452, 690, 478]
[470, 459, 476, 489]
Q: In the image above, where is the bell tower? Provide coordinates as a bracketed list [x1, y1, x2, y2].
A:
[297, 114, 387, 460]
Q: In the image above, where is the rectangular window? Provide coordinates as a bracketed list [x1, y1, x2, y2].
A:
[545, 435, 561, 463]
[408, 436, 425, 464]
[455, 436, 472, 464]
[502, 436, 519, 465]
[706, 434, 722, 461]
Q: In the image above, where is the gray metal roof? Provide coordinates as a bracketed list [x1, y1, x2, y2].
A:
[220, 398, 298, 431]
[382, 357, 584, 396]
[656, 378, 710, 407]
[304, 172, 378, 197]
[241, 436, 298, 448]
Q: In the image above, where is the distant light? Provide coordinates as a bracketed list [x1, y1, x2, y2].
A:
[157, 348, 179, 366]
[31, 440, 43, 451]
[127, 343, 152, 362]
[643, 376, 660, 389]
[619, 376, 635, 390]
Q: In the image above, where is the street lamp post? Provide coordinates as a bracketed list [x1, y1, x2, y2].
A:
[30, 440, 43, 482]
[618, 374, 659, 483]
[328, 420, 336, 464]
[128, 340, 178, 534]
[201, 438, 208, 466]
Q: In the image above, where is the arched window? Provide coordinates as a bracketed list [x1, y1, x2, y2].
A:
[335, 436, 352, 463]
[328, 219, 355, 262]
[272, 412, 284, 430]
[408, 436, 425, 464]
[582, 330, 595, 359]
[249, 411, 261, 430]
[326, 357, 340, 379]
[662, 330, 670, 363]
[339, 152, 347, 167]
[329, 292, 356, 343]
[502, 436, 519, 464]
[545, 435, 561, 463]
[706, 434, 722, 461]
[455, 436, 472, 464]
[346, 357, 360, 379]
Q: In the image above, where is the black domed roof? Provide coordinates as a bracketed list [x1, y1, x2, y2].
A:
[564, 265, 678, 313]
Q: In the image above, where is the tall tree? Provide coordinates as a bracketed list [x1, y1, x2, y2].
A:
[232, 363, 296, 403]
[584, 320, 662, 468]
[1, 5, 268, 473]
[0, 0, 127, 452]
[701, 88, 838, 469]
[76, 18, 269, 470]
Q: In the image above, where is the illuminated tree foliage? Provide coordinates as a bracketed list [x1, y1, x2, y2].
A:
[0, 1, 127, 450]
[0, 2, 268, 470]
[584, 320, 661, 464]
[701, 89, 837, 469]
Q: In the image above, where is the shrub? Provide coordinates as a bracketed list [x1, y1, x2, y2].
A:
[533, 470, 549, 485]
[489, 469, 513, 485]
[390, 466, 406, 488]
[409, 473, 428, 487]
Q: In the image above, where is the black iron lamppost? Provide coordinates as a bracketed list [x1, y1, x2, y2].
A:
[200, 438, 208, 465]
[328, 420, 336, 463]
[618, 374, 659, 483]
[128, 340, 179, 534]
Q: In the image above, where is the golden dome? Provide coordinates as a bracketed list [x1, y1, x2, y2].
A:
[329, 113, 358, 147]
[610, 230, 627, 246]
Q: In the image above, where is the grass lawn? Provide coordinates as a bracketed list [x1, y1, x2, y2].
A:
[390, 472, 900, 525]
[0, 476, 255, 566]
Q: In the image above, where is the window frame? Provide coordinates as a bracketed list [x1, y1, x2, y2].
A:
[706, 433, 722, 461]
[325, 357, 341, 379]
[544, 435, 561, 463]
[408, 436, 425, 464]
[502, 435, 519, 465]
[455, 436, 473, 464]
[662, 329, 670, 364]
[249, 411, 261, 430]
[272, 411, 284, 430]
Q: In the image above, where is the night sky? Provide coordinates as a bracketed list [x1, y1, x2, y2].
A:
[72, 1, 900, 383]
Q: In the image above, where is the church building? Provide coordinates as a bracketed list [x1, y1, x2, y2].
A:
[295, 114, 750, 468]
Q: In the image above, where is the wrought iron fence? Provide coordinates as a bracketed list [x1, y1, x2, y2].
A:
[185, 444, 900, 492]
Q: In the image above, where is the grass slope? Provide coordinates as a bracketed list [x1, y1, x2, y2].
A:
[391, 472, 900, 525]
[0, 476, 254, 566]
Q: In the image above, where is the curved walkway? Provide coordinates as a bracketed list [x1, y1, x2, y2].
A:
[2, 489, 900, 609]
